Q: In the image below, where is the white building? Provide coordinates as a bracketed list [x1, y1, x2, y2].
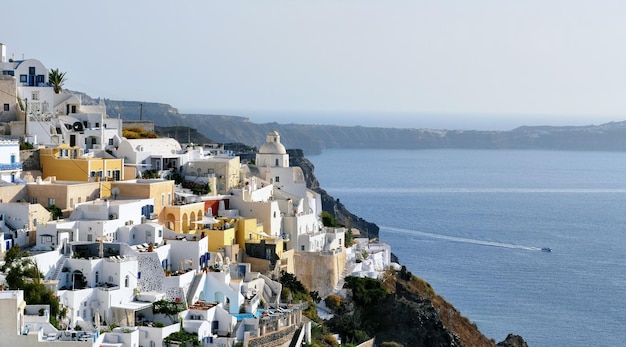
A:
[255, 131, 307, 197]
[27, 109, 122, 151]
[114, 137, 183, 178]
[0, 139, 21, 183]
[0, 202, 49, 252]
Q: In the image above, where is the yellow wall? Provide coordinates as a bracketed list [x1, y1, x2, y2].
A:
[188, 157, 241, 194]
[110, 180, 174, 220]
[26, 181, 102, 216]
[40, 145, 123, 182]
[206, 227, 236, 252]
[162, 202, 204, 233]
[236, 218, 266, 250]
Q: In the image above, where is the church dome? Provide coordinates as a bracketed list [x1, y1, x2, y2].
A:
[259, 131, 287, 154]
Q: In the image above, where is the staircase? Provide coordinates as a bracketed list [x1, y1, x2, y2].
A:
[186, 273, 204, 306]
[50, 255, 69, 281]
[333, 263, 355, 293]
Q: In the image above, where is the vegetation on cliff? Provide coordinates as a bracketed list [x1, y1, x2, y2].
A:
[122, 126, 158, 139]
[1, 246, 64, 329]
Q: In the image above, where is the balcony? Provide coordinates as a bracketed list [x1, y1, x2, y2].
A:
[0, 162, 22, 170]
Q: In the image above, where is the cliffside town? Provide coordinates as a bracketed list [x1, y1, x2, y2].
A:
[0, 44, 527, 346]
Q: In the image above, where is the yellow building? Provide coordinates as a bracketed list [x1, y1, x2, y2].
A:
[39, 144, 124, 182]
[109, 179, 175, 221]
[237, 217, 294, 274]
[204, 224, 237, 253]
[162, 202, 205, 233]
[184, 156, 241, 195]
[26, 179, 105, 217]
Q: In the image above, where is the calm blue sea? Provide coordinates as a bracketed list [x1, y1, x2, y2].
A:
[308, 149, 626, 347]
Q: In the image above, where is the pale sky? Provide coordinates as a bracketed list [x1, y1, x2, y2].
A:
[4, 1, 626, 130]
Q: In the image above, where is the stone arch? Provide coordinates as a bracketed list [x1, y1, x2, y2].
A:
[72, 270, 86, 290]
[190, 211, 196, 230]
[182, 212, 189, 233]
[166, 213, 176, 230]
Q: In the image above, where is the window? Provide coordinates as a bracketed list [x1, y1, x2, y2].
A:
[29, 67, 35, 75]
[275, 159, 279, 166]
[31, 197, 37, 204]
[20, 74, 27, 82]
[48, 198, 55, 206]
[301, 245, 305, 251]
[275, 176, 280, 183]
[108, 138, 114, 145]
[87, 234, 92, 241]
[31, 91, 39, 100]
[125, 275, 129, 287]
[90, 171, 96, 177]
[36, 75, 44, 84]
[92, 138, 96, 144]
[3, 104, 8, 111]
[41, 235, 52, 243]
[107, 170, 111, 177]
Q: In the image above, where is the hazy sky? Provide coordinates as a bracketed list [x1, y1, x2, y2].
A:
[4, 1, 626, 130]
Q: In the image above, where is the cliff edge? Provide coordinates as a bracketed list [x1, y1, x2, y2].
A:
[288, 149, 380, 239]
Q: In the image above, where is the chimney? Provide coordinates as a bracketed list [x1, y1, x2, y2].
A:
[0, 43, 5, 63]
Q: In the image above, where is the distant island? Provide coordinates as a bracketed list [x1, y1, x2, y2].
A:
[72, 92, 626, 156]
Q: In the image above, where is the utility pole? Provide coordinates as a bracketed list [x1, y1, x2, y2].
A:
[24, 98, 27, 137]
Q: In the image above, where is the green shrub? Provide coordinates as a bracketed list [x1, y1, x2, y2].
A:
[325, 294, 342, 312]
[344, 276, 388, 306]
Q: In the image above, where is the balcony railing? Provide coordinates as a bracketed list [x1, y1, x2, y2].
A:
[0, 163, 22, 170]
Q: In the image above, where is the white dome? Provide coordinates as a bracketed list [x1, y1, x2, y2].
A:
[259, 141, 286, 155]
[259, 131, 287, 154]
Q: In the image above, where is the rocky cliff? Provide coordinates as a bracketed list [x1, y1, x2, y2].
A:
[287, 149, 379, 239]
[329, 267, 528, 347]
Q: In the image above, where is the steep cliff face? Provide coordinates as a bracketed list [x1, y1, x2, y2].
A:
[288, 149, 380, 239]
[330, 267, 527, 347]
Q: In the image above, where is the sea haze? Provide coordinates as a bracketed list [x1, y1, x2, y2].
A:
[309, 149, 626, 347]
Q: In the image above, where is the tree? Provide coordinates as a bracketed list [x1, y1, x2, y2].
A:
[48, 68, 67, 94]
[320, 211, 339, 227]
[1, 246, 63, 328]
[46, 204, 63, 220]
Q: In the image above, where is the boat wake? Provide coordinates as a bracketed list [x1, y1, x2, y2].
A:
[381, 225, 544, 251]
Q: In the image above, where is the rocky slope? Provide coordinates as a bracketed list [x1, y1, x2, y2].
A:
[330, 267, 528, 347]
[287, 149, 379, 239]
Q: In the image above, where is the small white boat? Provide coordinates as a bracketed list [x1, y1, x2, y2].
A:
[541, 247, 552, 252]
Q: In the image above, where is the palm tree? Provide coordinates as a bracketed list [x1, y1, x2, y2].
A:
[48, 68, 67, 94]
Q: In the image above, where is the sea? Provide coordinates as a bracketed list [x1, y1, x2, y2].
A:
[308, 149, 626, 347]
